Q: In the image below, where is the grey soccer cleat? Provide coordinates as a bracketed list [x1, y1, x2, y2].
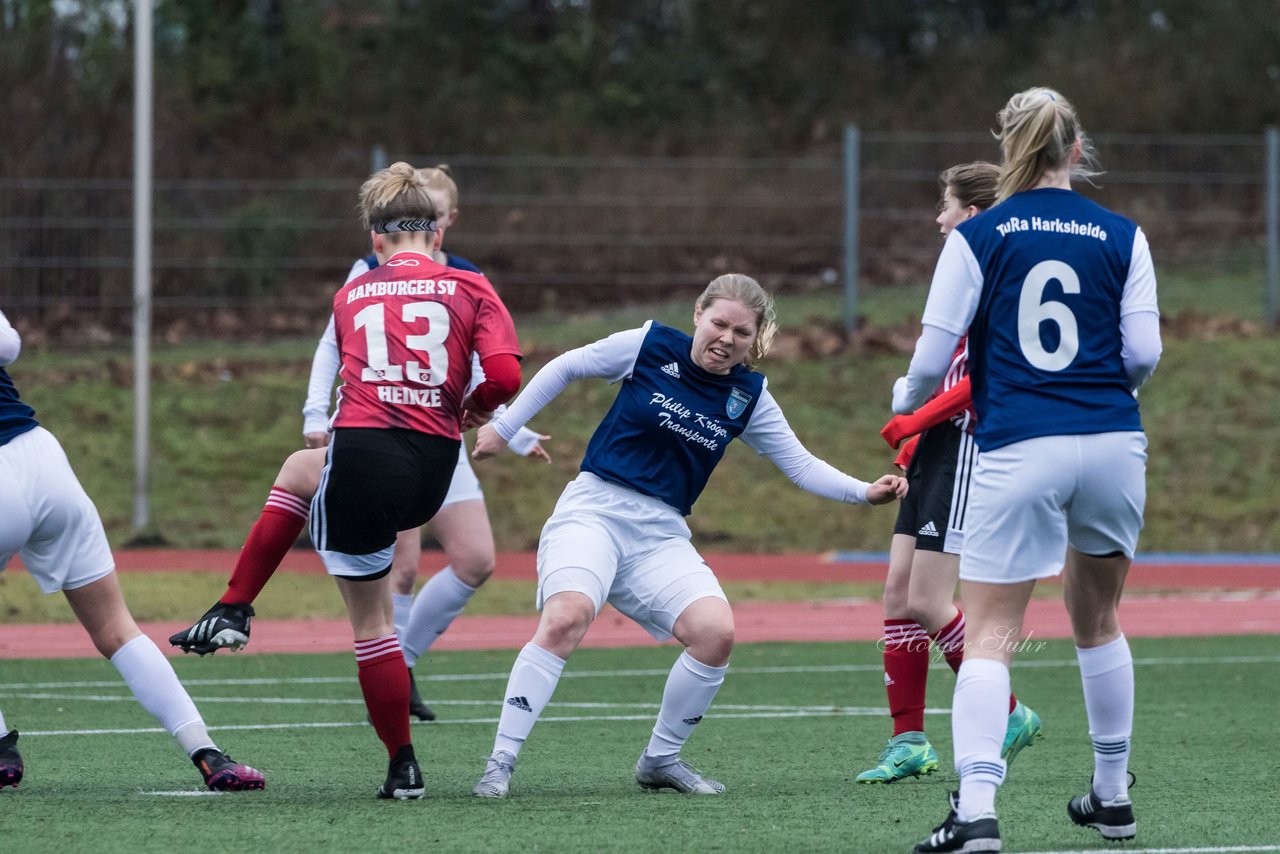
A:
[634, 755, 725, 795]
[472, 750, 517, 799]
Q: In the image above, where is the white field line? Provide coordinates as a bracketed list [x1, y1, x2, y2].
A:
[4, 652, 1279, 693]
[139, 790, 224, 797]
[1020, 848, 1280, 854]
[24, 706, 919, 738]
[8, 694, 882, 714]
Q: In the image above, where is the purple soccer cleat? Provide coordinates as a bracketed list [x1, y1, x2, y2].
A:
[194, 747, 265, 791]
[0, 730, 23, 789]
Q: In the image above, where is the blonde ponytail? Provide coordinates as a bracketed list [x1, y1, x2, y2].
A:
[994, 87, 1101, 201]
[358, 162, 438, 230]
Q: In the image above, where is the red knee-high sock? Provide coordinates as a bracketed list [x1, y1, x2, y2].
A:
[932, 610, 967, 675]
[220, 487, 309, 605]
[883, 619, 931, 735]
[355, 635, 411, 757]
[932, 610, 1018, 713]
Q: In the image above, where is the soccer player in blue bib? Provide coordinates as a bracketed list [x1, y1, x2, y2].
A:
[468, 273, 907, 799]
[897, 89, 1162, 852]
[0, 309, 264, 793]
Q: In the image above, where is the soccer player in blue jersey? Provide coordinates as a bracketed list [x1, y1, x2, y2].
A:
[467, 273, 907, 799]
[898, 88, 1162, 852]
[0, 308, 264, 793]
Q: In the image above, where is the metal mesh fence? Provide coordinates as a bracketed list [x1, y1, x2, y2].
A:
[1, 132, 1271, 328]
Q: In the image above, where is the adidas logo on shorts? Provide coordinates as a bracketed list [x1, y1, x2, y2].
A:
[506, 695, 533, 712]
[918, 521, 939, 537]
[660, 362, 681, 378]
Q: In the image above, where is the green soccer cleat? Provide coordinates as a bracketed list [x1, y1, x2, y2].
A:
[855, 731, 940, 783]
[1002, 701, 1044, 765]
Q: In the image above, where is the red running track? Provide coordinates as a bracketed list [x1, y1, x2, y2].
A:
[2, 552, 1278, 659]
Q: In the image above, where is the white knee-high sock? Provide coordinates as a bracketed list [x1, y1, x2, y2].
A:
[644, 651, 727, 762]
[401, 566, 478, 667]
[391, 592, 413, 639]
[0, 709, 7, 732]
[1077, 634, 1134, 800]
[111, 635, 215, 756]
[492, 642, 565, 758]
[952, 657, 1009, 822]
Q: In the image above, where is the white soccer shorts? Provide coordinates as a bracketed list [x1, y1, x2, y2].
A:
[441, 442, 484, 508]
[536, 472, 728, 640]
[959, 431, 1147, 584]
[0, 426, 115, 593]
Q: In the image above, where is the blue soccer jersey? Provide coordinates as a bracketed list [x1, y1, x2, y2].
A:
[580, 323, 764, 515]
[0, 368, 38, 448]
[923, 188, 1159, 451]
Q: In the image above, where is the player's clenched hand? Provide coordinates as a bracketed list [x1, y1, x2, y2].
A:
[472, 422, 509, 461]
[460, 394, 493, 431]
[303, 431, 330, 449]
[864, 474, 908, 505]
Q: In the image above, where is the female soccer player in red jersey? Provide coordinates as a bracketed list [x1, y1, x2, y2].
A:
[309, 163, 522, 799]
[855, 163, 1042, 785]
[171, 166, 546, 724]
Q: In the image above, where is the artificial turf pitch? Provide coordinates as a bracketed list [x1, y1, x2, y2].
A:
[3, 636, 1278, 853]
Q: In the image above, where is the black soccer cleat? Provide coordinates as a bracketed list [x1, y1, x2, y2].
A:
[407, 669, 436, 722]
[194, 747, 265, 791]
[0, 730, 23, 789]
[915, 790, 1001, 853]
[169, 602, 254, 655]
[1068, 775, 1136, 841]
[376, 744, 424, 800]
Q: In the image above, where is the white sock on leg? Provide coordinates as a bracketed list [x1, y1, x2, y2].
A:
[644, 651, 726, 762]
[391, 593, 413, 639]
[1077, 634, 1134, 800]
[110, 635, 215, 756]
[952, 657, 1009, 822]
[492, 642, 565, 758]
[401, 566, 477, 667]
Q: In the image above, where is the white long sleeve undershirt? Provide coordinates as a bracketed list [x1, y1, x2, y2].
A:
[493, 323, 871, 505]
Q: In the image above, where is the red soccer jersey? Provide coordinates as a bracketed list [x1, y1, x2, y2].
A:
[331, 251, 521, 436]
[933, 333, 976, 432]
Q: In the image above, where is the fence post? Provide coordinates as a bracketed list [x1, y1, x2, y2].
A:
[842, 124, 861, 335]
[132, 0, 153, 533]
[1267, 126, 1278, 329]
